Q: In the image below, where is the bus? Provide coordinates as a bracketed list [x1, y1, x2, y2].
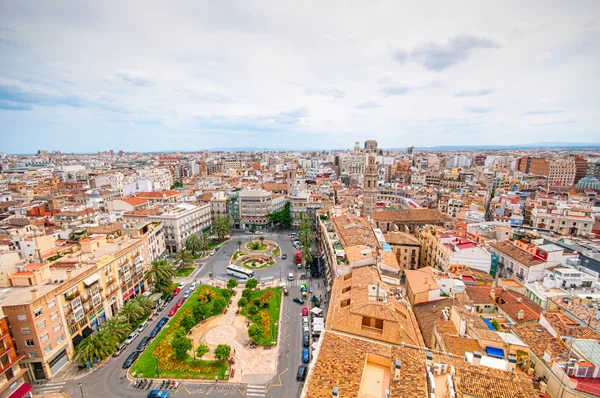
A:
[226, 265, 255, 280]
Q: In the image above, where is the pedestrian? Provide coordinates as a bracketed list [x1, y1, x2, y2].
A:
[233, 348, 236, 355]
[215, 376, 218, 383]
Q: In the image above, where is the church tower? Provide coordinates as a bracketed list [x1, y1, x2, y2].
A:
[363, 141, 378, 217]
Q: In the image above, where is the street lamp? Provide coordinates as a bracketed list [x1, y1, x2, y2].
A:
[78, 383, 85, 398]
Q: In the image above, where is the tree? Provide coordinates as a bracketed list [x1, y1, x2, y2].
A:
[259, 236, 265, 245]
[238, 297, 248, 307]
[185, 234, 202, 255]
[195, 344, 209, 359]
[212, 215, 233, 241]
[197, 288, 218, 302]
[248, 323, 264, 342]
[180, 313, 196, 332]
[237, 240, 242, 252]
[301, 245, 314, 268]
[226, 278, 238, 290]
[193, 302, 210, 322]
[247, 304, 259, 316]
[101, 316, 131, 342]
[133, 295, 154, 314]
[242, 288, 253, 301]
[119, 300, 144, 324]
[214, 344, 232, 361]
[212, 297, 227, 314]
[268, 201, 292, 228]
[74, 331, 117, 364]
[245, 278, 258, 289]
[171, 328, 192, 360]
[145, 259, 176, 293]
[173, 249, 194, 270]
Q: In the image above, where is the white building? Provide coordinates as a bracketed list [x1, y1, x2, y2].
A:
[93, 173, 124, 196]
[123, 179, 154, 196]
[530, 204, 594, 237]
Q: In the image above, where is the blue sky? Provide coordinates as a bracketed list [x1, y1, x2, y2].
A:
[0, 1, 599, 153]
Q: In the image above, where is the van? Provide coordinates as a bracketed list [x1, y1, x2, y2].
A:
[288, 273, 294, 281]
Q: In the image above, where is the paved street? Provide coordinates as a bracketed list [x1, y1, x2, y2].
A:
[37, 230, 326, 398]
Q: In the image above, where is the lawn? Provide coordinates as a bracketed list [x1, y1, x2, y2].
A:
[131, 285, 230, 379]
[272, 248, 281, 257]
[232, 250, 247, 261]
[245, 242, 267, 251]
[240, 287, 282, 346]
[207, 241, 221, 250]
[161, 282, 180, 301]
[176, 267, 195, 277]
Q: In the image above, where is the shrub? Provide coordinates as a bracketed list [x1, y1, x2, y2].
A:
[212, 297, 227, 314]
[256, 310, 272, 338]
[247, 304, 258, 316]
[245, 278, 258, 289]
[180, 313, 196, 333]
[259, 290, 275, 306]
[197, 288, 218, 302]
[248, 323, 264, 342]
[221, 289, 233, 302]
[238, 297, 248, 307]
[227, 278, 238, 290]
[214, 344, 231, 361]
[195, 344, 209, 359]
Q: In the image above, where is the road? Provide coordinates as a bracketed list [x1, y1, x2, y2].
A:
[41, 230, 324, 398]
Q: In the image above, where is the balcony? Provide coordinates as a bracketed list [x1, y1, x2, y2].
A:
[64, 291, 81, 301]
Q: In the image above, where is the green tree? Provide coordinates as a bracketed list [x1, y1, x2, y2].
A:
[212, 215, 233, 241]
[212, 297, 227, 314]
[248, 323, 264, 342]
[74, 331, 117, 364]
[173, 249, 194, 270]
[214, 344, 232, 361]
[185, 234, 202, 255]
[247, 304, 259, 316]
[301, 245, 314, 268]
[101, 316, 131, 342]
[180, 313, 196, 332]
[245, 278, 258, 289]
[145, 259, 176, 294]
[119, 300, 144, 324]
[259, 236, 265, 245]
[192, 302, 210, 322]
[133, 295, 154, 314]
[171, 328, 192, 360]
[242, 288, 253, 301]
[238, 297, 248, 307]
[195, 344, 209, 359]
[237, 240, 242, 252]
[226, 278, 238, 290]
[268, 201, 292, 228]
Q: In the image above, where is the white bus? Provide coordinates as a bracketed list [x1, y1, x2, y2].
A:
[226, 265, 255, 280]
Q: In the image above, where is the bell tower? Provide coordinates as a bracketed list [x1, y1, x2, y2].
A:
[363, 141, 378, 217]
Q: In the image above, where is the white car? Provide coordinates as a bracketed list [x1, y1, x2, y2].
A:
[137, 321, 148, 333]
[288, 273, 294, 281]
[255, 231, 263, 235]
[245, 231, 253, 234]
[210, 251, 215, 256]
[124, 331, 139, 345]
[179, 282, 187, 289]
[190, 281, 198, 290]
[302, 317, 309, 326]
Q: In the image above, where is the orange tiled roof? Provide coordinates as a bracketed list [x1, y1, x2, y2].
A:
[122, 197, 149, 207]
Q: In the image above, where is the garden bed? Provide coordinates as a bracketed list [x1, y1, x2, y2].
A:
[272, 248, 280, 257]
[240, 287, 282, 346]
[231, 251, 247, 261]
[131, 285, 229, 379]
[176, 267, 195, 277]
[241, 256, 274, 269]
[245, 242, 267, 251]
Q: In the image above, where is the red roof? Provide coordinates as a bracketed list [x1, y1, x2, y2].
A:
[136, 190, 179, 198]
[8, 383, 33, 398]
[122, 197, 149, 207]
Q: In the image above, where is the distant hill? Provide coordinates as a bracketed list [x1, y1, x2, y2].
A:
[389, 142, 600, 151]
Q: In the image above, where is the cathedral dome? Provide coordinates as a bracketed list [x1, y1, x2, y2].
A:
[576, 174, 600, 192]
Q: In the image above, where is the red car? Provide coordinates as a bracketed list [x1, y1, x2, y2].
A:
[168, 306, 177, 316]
[172, 287, 181, 296]
[302, 307, 308, 317]
[176, 298, 185, 308]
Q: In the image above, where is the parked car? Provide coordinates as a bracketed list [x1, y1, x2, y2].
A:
[190, 281, 198, 289]
[149, 326, 161, 339]
[168, 307, 177, 316]
[157, 317, 169, 328]
[165, 295, 174, 303]
[209, 251, 215, 256]
[283, 287, 289, 296]
[123, 351, 140, 369]
[302, 307, 308, 316]
[255, 231, 263, 235]
[281, 253, 287, 260]
[172, 287, 181, 296]
[296, 364, 308, 381]
[179, 281, 187, 288]
[112, 344, 126, 357]
[124, 331, 139, 345]
[147, 390, 170, 398]
[293, 297, 305, 304]
[136, 336, 150, 351]
[176, 298, 185, 308]
[302, 316, 309, 326]
[137, 321, 148, 333]
[303, 332, 310, 347]
[302, 347, 310, 363]
[245, 231, 252, 234]
[288, 273, 294, 281]
[183, 289, 192, 299]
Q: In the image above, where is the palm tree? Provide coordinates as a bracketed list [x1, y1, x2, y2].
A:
[259, 236, 265, 246]
[212, 215, 233, 241]
[101, 316, 132, 342]
[237, 240, 242, 252]
[74, 331, 117, 364]
[301, 245, 314, 267]
[133, 295, 154, 314]
[119, 300, 144, 324]
[185, 234, 202, 255]
[173, 249, 194, 270]
[145, 259, 175, 293]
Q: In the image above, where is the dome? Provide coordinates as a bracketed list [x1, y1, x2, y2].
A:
[91, 189, 101, 197]
[576, 174, 600, 192]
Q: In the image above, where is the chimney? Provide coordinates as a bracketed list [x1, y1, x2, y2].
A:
[472, 351, 482, 367]
[543, 350, 551, 363]
[490, 288, 496, 299]
[506, 355, 517, 372]
[517, 309, 524, 320]
[516, 297, 522, 303]
[66, 269, 72, 280]
[30, 289, 38, 300]
[332, 387, 339, 397]
[394, 360, 402, 381]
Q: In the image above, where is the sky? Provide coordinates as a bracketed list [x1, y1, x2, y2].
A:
[0, 0, 599, 153]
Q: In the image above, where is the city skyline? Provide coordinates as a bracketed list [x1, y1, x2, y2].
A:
[1, 1, 599, 152]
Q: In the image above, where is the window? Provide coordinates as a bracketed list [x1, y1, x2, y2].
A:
[21, 327, 31, 335]
[48, 299, 56, 309]
[341, 286, 351, 294]
[51, 312, 58, 322]
[34, 308, 43, 318]
[53, 324, 62, 333]
[25, 339, 35, 347]
[44, 345, 52, 355]
[57, 335, 64, 344]
[37, 320, 46, 330]
[17, 315, 27, 323]
[340, 298, 351, 308]
[28, 353, 38, 359]
[41, 333, 49, 343]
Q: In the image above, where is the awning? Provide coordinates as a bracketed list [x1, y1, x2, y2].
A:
[482, 317, 496, 331]
[83, 274, 101, 287]
[486, 346, 505, 359]
[8, 383, 33, 398]
[310, 307, 323, 315]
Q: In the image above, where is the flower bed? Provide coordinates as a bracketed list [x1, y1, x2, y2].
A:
[240, 287, 282, 346]
[272, 248, 281, 257]
[245, 241, 268, 251]
[241, 257, 270, 269]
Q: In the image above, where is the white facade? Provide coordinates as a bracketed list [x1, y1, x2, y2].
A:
[530, 205, 594, 237]
[146, 203, 211, 253]
[123, 179, 154, 196]
[93, 173, 124, 196]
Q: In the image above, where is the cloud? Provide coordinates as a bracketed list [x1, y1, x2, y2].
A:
[464, 106, 492, 113]
[0, 78, 84, 107]
[392, 49, 408, 64]
[532, 118, 575, 125]
[454, 88, 495, 97]
[115, 69, 154, 86]
[523, 107, 563, 115]
[537, 52, 552, 62]
[0, 100, 32, 111]
[410, 34, 500, 71]
[379, 75, 442, 96]
[304, 86, 345, 98]
[187, 91, 231, 103]
[355, 100, 380, 109]
[274, 107, 309, 123]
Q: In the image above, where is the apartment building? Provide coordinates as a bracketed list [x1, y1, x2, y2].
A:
[547, 159, 576, 187]
[124, 203, 210, 253]
[0, 224, 163, 381]
[289, 187, 333, 228]
[382, 232, 420, 271]
[92, 173, 124, 196]
[529, 203, 594, 237]
[238, 188, 272, 231]
[418, 228, 491, 273]
[0, 306, 31, 398]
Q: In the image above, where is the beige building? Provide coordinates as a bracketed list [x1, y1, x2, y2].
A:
[548, 159, 576, 187]
[238, 188, 272, 231]
[383, 232, 421, 272]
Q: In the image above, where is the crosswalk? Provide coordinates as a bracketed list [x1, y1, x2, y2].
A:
[34, 381, 65, 394]
[246, 384, 266, 397]
[287, 279, 310, 287]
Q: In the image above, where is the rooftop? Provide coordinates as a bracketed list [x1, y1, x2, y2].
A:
[331, 213, 380, 249]
[489, 241, 545, 267]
